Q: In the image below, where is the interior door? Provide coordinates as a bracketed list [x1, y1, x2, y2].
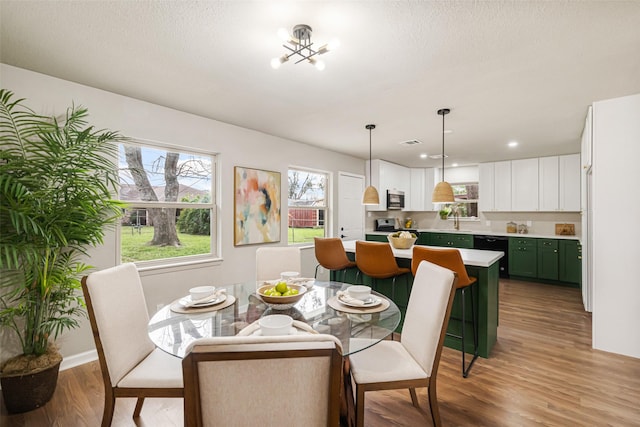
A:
[338, 172, 364, 241]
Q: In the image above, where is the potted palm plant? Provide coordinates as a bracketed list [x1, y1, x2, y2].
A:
[0, 89, 124, 413]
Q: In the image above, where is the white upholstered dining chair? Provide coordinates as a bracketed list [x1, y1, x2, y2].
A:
[347, 260, 458, 427]
[255, 246, 301, 282]
[182, 334, 343, 427]
[81, 263, 183, 427]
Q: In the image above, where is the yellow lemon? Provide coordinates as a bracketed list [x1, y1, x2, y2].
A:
[275, 282, 288, 294]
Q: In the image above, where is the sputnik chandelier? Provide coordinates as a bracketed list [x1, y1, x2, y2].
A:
[270, 24, 340, 71]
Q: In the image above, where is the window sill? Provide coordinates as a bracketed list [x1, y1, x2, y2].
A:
[136, 257, 223, 276]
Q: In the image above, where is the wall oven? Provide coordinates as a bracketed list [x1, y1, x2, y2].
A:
[386, 190, 405, 210]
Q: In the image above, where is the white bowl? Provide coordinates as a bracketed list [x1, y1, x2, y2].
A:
[347, 285, 372, 301]
[259, 314, 293, 336]
[189, 285, 215, 301]
[280, 271, 300, 282]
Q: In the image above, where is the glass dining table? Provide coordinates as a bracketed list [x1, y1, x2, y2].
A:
[148, 280, 401, 358]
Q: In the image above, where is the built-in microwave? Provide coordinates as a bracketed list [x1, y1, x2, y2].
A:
[386, 189, 405, 210]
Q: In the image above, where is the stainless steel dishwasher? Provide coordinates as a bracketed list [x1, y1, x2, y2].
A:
[473, 235, 509, 278]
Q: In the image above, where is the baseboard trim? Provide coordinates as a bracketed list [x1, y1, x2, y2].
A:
[60, 349, 98, 371]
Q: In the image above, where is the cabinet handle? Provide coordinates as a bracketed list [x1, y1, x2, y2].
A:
[554, 250, 558, 253]
[578, 256, 582, 260]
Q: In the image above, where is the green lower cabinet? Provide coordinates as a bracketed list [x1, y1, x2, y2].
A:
[427, 232, 473, 248]
[509, 237, 537, 278]
[559, 240, 582, 285]
[537, 239, 559, 280]
[365, 234, 389, 242]
[416, 232, 430, 245]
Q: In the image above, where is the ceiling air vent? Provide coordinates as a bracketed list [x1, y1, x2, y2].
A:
[399, 139, 423, 146]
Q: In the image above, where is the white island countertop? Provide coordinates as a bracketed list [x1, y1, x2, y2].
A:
[342, 240, 504, 268]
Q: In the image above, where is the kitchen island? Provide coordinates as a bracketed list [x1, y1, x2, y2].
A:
[340, 240, 503, 358]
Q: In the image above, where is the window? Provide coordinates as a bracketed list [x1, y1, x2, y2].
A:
[118, 141, 217, 265]
[287, 168, 328, 244]
[443, 182, 478, 218]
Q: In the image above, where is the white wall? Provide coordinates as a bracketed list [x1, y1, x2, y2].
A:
[592, 93, 640, 359]
[1, 64, 364, 363]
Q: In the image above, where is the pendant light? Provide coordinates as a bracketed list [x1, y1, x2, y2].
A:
[432, 108, 455, 203]
[362, 124, 380, 205]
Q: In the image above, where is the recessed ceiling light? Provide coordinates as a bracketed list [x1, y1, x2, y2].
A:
[420, 153, 428, 159]
[444, 130, 453, 134]
[452, 163, 459, 167]
[508, 141, 518, 147]
[429, 154, 448, 159]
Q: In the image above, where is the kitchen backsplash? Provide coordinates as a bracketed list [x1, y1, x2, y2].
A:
[367, 210, 581, 237]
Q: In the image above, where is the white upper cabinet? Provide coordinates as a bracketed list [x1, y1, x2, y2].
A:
[539, 156, 560, 210]
[538, 154, 581, 212]
[559, 154, 580, 211]
[494, 160, 512, 211]
[478, 162, 495, 212]
[365, 159, 410, 211]
[409, 168, 435, 211]
[511, 158, 539, 211]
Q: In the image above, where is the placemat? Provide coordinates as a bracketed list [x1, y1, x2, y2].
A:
[170, 295, 236, 314]
[327, 295, 390, 314]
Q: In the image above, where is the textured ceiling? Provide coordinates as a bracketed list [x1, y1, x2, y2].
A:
[1, 1, 639, 168]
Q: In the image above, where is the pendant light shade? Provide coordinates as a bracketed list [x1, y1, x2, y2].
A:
[363, 124, 380, 205]
[432, 108, 455, 204]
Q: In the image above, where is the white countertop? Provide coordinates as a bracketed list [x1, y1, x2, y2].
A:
[367, 229, 580, 240]
[342, 240, 504, 268]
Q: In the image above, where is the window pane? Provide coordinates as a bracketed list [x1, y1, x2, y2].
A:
[119, 144, 212, 203]
[288, 169, 327, 244]
[118, 141, 216, 264]
[287, 170, 326, 205]
[121, 206, 212, 263]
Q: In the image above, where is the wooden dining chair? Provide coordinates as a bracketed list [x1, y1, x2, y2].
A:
[348, 260, 457, 427]
[81, 263, 183, 427]
[314, 237, 357, 281]
[182, 334, 343, 427]
[412, 245, 479, 377]
[355, 240, 411, 301]
[255, 246, 301, 282]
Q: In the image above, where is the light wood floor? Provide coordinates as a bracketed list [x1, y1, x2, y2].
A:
[2, 279, 640, 426]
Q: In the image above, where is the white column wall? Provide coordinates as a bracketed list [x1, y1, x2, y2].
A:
[1, 64, 364, 363]
[592, 93, 640, 359]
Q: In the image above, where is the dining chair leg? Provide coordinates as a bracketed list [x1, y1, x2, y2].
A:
[101, 392, 116, 427]
[355, 385, 366, 427]
[133, 397, 145, 417]
[409, 387, 420, 408]
[461, 287, 467, 377]
[428, 384, 442, 427]
[315, 264, 320, 279]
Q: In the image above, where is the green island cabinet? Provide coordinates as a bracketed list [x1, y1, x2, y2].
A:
[364, 234, 389, 243]
[340, 246, 500, 359]
[509, 237, 538, 278]
[537, 239, 559, 280]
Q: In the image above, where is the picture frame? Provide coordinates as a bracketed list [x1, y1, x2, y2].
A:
[234, 166, 281, 246]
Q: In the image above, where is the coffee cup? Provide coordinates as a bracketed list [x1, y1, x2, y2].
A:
[347, 285, 371, 301]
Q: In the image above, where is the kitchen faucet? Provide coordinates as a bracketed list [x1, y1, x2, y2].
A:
[453, 205, 460, 231]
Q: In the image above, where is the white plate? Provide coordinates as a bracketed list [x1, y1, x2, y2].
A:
[179, 294, 227, 308]
[251, 327, 312, 336]
[338, 295, 382, 308]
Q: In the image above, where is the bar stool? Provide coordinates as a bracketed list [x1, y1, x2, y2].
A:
[355, 241, 411, 302]
[412, 246, 479, 378]
[314, 237, 357, 282]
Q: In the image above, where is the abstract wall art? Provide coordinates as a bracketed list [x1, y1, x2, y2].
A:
[234, 166, 281, 245]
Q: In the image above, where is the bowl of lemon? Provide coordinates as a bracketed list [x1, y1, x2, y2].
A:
[387, 231, 418, 249]
[257, 282, 307, 309]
